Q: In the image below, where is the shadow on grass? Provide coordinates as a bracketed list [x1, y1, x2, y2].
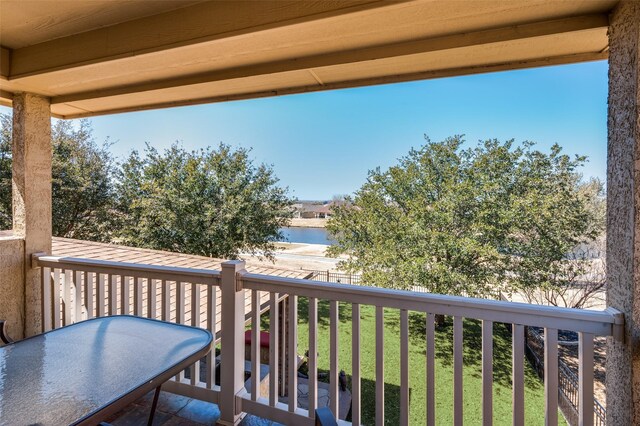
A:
[385, 312, 542, 390]
[297, 296, 353, 326]
[293, 298, 542, 392]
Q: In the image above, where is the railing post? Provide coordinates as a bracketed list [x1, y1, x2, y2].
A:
[12, 93, 52, 338]
[219, 260, 246, 426]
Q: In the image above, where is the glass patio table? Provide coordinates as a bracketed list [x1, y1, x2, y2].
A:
[0, 315, 212, 426]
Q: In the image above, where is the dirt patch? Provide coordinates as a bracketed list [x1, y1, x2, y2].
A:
[243, 242, 342, 272]
[273, 242, 308, 251]
[289, 218, 327, 228]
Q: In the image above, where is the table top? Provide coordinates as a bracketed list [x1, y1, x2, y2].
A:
[0, 316, 212, 426]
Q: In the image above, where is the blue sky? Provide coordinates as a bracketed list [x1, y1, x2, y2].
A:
[2, 61, 608, 200]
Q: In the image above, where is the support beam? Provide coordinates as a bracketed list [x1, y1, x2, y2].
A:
[606, 1, 640, 425]
[1, 46, 10, 79]
[8, 0, 392, 79]
[51, 14, 608, 106]
[12, 93, 51, 337]
[56, 51, 608, 120]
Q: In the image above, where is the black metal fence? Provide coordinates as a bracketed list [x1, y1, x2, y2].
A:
[306, 270, 362, 285]
[526, 327, 605, 426]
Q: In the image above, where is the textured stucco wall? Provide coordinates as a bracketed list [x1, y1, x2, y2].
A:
[607, 1, 640, 425]
[12, 93, 52, 337]
[0, 236, 25, 340]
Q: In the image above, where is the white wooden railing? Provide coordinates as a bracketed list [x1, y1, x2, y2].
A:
[34, 254, 623, 426]
[35, 255, 224, 404]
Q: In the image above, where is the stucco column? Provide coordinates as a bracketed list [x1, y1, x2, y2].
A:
[606, 2, 640, 425]
[12, 93, 52, 337]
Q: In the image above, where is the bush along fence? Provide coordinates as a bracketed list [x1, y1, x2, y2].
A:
[306, 270, 430, 292]
[525, 326, 605, 426]
[306, 270, 362, 285]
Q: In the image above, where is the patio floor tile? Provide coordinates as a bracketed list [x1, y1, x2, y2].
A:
[110, 391, 283, 426]
[174, 398, 221, 424]
[137, 390, 193, 415]
[108, 403, 174, 426]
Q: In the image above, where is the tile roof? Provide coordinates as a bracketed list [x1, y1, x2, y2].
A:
[52, 237, 311, 279]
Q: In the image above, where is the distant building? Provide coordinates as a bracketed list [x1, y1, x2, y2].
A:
[300, 204, 332, 218]
[293, 201, 347, 219]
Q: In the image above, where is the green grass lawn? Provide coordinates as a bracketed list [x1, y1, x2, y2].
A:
[285, 299, 565, 426]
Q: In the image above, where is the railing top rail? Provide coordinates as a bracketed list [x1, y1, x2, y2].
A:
[34, 254, 221, 285]
[242, 272, 623, 338]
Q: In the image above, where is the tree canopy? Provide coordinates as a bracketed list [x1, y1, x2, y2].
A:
[0, 115, 293, 259]
[327, 136, 604, 297]
[0, 114, 12, 229]
[0, 115, 117, 240]
[51, 120, 118, 241]
[114, 143, 293, 259]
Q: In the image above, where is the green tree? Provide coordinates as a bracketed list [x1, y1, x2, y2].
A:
[327, 136, 603, 297]
[51, 120, 117, 240]
[0, 114, 117, 241]
[115, 143, 293, 259]
[0, 114, 12, 229]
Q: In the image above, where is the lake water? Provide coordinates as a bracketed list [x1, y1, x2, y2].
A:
[280, 227, 336, 245]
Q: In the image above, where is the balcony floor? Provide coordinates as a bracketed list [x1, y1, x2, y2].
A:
[106, 390, 282, 426]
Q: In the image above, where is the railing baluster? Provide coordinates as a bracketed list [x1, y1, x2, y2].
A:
[352, 303, 361, 426]
[176, 281, 185, 324]
[512, 324, 525, 426]
[376, 306, 384, 426]
[52, 269, 62, 328]
[42, 267, 52, 331]
[74, 270, 82, 322]
[206, 285, 217, 389]
[84, 272, 94, 320]
[454, 316, 463, 426]
[147, 278, 156, 319]
[579, 332, 594, 426]
[269, 292, 279, 406]
[308, 297, 318, 418]
[63, 270, 72, 325]
[134, 277, 143, 316]
[109, 274, 117, 315]
[482, 320, 493, 426]
[211, 286, 218, 387]
[280, 297, 287, 397]
[426, 313, 435, 426]
[288, 294, 298, 412]
[121, 275, 130, 315]
[97, 273, 106, 317]
[162, 280, 170, 321]
[400, 309, 409, 426]
[251, 289, 261, 400]
[175, 281, 185, 381]
[330, 300, 339, 417]
[544, 328, 558, 426]
[190, 283, 201, 386]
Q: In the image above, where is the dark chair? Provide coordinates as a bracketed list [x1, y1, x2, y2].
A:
[315, 407, 338, 426]
[0, 320, 13, 344]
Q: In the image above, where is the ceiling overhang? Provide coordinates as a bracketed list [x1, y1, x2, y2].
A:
[0, 0, 617, 119]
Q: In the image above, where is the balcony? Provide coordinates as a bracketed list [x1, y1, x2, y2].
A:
[1, 2, 639, 425]
[26, 241, 622, 426]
